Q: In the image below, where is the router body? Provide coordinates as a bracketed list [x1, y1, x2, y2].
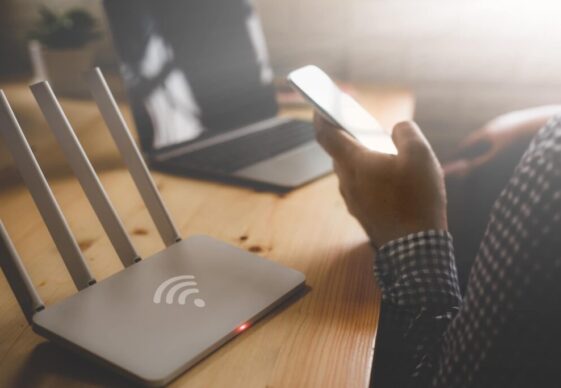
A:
[33, 235, 304, 386]
[0, 69, 306, 387]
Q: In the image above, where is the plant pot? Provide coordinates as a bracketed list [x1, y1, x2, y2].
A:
[29, 41, 95, 98]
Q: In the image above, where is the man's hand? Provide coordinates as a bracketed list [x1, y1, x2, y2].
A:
[314, 113, 447, 248]
[443, 105, 561, 178]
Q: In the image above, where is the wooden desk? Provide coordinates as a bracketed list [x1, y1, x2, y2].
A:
[0, 82, 414, 388]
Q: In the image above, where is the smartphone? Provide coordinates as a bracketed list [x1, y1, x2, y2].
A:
[287, 65, 397, 155]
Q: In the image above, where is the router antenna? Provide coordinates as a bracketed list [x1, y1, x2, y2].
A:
[87, 68, 181, 246]
[0, 91, 95, 290]
[30, 82, 140, 267]
[0, 221, 45, 324]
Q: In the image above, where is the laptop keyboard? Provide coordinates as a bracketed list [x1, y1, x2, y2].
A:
[167, 120, 316, 173]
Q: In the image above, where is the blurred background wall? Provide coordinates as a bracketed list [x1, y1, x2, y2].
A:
[258, 0, 561, 150]
[1, 0, 561, 152]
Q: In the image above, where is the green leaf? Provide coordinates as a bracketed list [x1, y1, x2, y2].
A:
[28, 6, 101, 49]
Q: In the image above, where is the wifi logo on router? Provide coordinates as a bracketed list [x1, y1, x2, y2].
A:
[153, 275, 206, 308]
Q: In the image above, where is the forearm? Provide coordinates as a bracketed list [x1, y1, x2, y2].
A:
[493, 105, 561, 140]
[374, 230, 462, 387]
[374, 117, 561, 388]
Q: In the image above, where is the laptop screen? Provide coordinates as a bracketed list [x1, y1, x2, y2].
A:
[103, 0, 278, 152]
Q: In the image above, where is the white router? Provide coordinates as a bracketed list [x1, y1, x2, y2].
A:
[0, 69, 305, 386]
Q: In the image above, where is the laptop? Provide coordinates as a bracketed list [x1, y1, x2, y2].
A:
[103, 0, 332, 191]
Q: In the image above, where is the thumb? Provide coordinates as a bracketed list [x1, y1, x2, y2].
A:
[313, 112, 362, 164]
[391, 121, 431, 155]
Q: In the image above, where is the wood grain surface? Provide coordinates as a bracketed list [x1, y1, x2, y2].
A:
[0, 81, 413, 388]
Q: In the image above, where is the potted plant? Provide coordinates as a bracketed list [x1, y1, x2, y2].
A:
[28, 6, 101, 97]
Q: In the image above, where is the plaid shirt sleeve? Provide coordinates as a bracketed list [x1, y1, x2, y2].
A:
[373, 115, 561, 388]
[375, 230, 461, 309]
[374, 230, 462, 387]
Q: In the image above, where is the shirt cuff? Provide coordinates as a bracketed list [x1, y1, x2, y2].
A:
[374, 230, 462, 309]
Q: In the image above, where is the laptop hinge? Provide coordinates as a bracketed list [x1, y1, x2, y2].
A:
[152, 116, 292, 162]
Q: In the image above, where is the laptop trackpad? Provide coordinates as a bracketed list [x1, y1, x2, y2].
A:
[234, 142, 332, 188]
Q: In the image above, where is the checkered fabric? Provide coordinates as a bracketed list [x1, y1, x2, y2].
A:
[374, 115, 561, 387]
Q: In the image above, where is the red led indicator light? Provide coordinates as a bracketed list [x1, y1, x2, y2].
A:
[235, 323, 251, 333]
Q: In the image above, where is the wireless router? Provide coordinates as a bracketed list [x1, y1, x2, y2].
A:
[0, 69, 305, 386]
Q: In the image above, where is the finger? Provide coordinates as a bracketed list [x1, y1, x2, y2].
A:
[333, 159, 355, 186]
[442, 159, 470, 178]
[457, 137, 492, 160]
[467, 147, 496, 170]
[332, 159, 352, 189]
[313, 112, 362, 164]
[443, 147, 496, 177]
[444, 129, 493, 163]
[391, 120, 431, 156]
[337, 181, 357, 216]
[338, 180, 348, 201]
[313, 112, 340, 132]
[457, 130, 484, 150]
[333, 160, 344, 176]
[441, 133, 480, 162]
